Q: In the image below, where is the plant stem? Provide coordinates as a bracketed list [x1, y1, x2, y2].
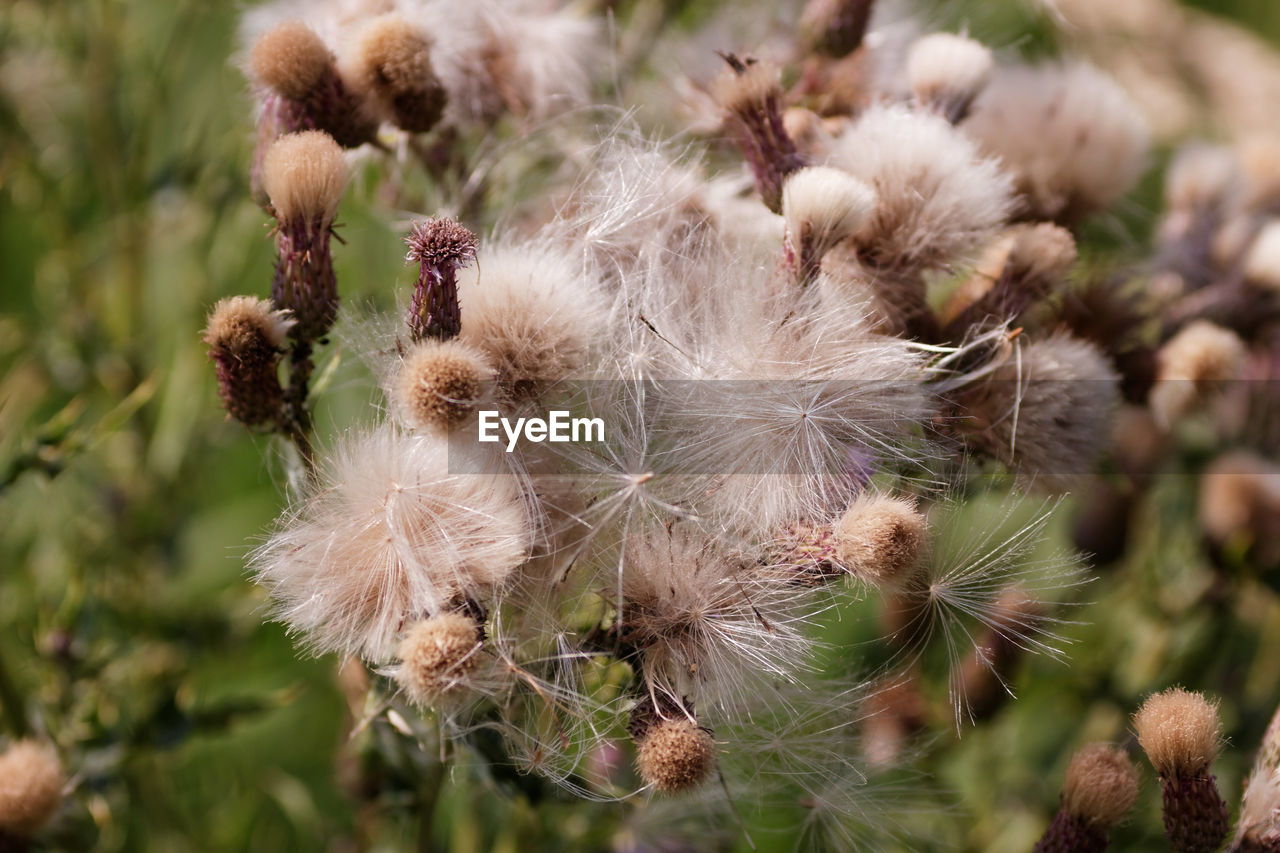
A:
[417, 757, 448, 853]
[0, 642, 30, 737]
[283, 339, 317, 479]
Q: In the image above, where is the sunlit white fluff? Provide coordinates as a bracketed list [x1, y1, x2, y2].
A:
[619, 524, 817, 712]
[253, 427, 531, 660]
[456, 240, 608, 399]
[885, 496, 1089, 725]
[966, 62, 1149, 222]
[907, 32, 993, 124]
[829, 103, 1014, 275]
[394, 0, 600, 123]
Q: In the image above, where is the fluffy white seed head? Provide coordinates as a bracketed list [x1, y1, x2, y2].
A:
[0, 740, 65, 835]
[830, 104, 1014, 273]
[411, 0, 600, 123]
[394, 612, 484, 705]
[635, 716, 716, 794]
[620, 525, 812, 704]
[1165, 144, 1241, 213]
[1236, 768, 1280, 848]
[1244, 220, 1280, 292]
[1061, 743, 1140, 827]
[966, 62, 1149, 222]
[456, 242, 606, 397]
[392, 339, 494, 433]
[252, 428, 531, 661]
[1134, 687, 1221, 777]
[783, 166, 878, 262]
[262, 130, 349, 224]
[907, 33, 993, 123]
[967, 334, 1120, 492]
[250, 19, 333, 101]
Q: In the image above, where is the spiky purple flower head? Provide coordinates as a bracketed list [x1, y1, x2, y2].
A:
[404, 217, 478, 342]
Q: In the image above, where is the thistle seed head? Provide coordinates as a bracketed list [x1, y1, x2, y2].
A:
[1150, 321, 1245, 426]
[1061, 743, 1140, 828]
[262, 130, 349, 225]
[393, 339, 493, 432]
[202, 295, 293, 354]
[782, 166, 877, 285]
[0, 740, 65, 836]
[1244, 220, 1280, 292]
[907, 33, 993, 125]
[202, 296, 291, 427]
[250, 20, 333, 102]
[634, 715, 716, 794]
[394, 612, 484, 705]
[798, 0, 876, 58]
[352, 15, 447, 133]
[1134, 687, 1221, 778]
[833, 494, 926, 590]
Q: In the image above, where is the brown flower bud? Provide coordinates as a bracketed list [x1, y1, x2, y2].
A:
[202, 296, 292, 426]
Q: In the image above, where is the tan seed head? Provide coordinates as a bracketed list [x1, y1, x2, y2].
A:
[0, 740, 65, 835]
[394, 612, 483, 705]
[250, 20, 333, 101]
[1134, 687, 1222, 777]
[1062, 743, 1140, 827]
[635, 717, 716, 794]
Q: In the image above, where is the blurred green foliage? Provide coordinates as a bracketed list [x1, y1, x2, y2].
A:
[2, 0, 1279, 851]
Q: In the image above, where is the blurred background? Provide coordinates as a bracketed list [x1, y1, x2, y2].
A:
[2, 0, 1280, 850]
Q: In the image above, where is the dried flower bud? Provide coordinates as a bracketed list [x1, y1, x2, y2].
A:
[1135, 688, 1229, 853]
[1136, 688, 1221, 778]
[833, 494, 926, 590]
[0, 740, 65, 836]
[782, 166, 876, 287]
[1150, 321, 1246, 428]
[404, 218, 478, 343]
[393, 340, 493, 432]
[798, 0, 875, 58]
[907, 33, 993, 125]
[942, 223, 1077, 336]
[631, 712, 716, 794]
[1198, 451, 1280, 569]
[202, 296, 292, 427]
[1244, 220, 1280, 293]
[351, 16, 447, 134]
[248, 21, 376, 149]
[250, 20, 332, 102]
[1034, 743, 1138, 852]
[263, 132, 348, 344]
[262, 130, 349, 226]
[715, 56, 806, 214]
[394, 612, 484, 705]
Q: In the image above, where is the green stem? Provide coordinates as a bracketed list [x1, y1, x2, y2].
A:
[0, 642, 30, 737]
[416, 758, 448, 853]
[282, 339, 317, 479]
